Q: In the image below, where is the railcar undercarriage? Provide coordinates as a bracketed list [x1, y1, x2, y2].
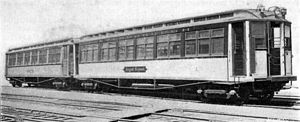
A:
[6, 77, 293, 105]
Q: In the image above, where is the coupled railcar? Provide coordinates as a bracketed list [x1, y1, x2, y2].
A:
[5, 7, 297, 103]
[5, 38, 74, 87]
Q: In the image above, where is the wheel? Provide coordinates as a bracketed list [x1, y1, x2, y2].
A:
[238, 88, 251, 104]
[12, 83, 16, 87]
[257, 92, 274, 103]
[16, 82, 22, 87]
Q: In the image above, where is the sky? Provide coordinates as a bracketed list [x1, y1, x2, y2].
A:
[0, 0, 299, 86]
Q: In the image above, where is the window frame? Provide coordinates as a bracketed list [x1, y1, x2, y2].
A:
[136, 36, 154, 60]
[48, 46, 62, 64]
[157, 33, 182, 58]
[31, 50, 38, 65]
[16, 52, 24, 66]
[24, 51, 31, 65]
[80, 43, 99, 63]
[8, 53, 17, 66]
[185, 31, 197, 57]
[38, 48, 48, 64]
[198, 30, 211, 56]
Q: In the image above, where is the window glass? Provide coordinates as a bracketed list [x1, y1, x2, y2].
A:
[211, 28, 224, 37]
[169, 33, 181, 41]
[169, 41, 181, 56]
[137, 37, 146, 45]
[251, 22, 265, 35]
[157, 34, 169, 42]
[185, 31, 196, 40]
[101, 43, 109, 61]
[119, 40, 126, 60]
[137, 36, 154, 59]
[126, 39, 134, 60]
[198, 39, 210, 54]
[49, 47, 61, 63]
[80, 44, 98, 62]
[17, 52, 24, 65]
[38, 49, 47, 64]
[31, 50, 38, 65]
[255, 38, 266, 49]
[80, 45, 87, 62]
[87, 45, 93, 61]
[285, 25, 290, 38]
[211, 38, 224, 55]
[24, 51, 31, 65]
[146, 44, 153, 59]
[137, 38, 146, 59]
[198, 30, 210, 38]
[157, 42, 168, 57]
[92, 44, 98, 62]
[108, 42, 116, 61]
[185, 40, 196, 55]
[127, 46, 134, 60]
[137, 45, 145, 59]
[145, 37, 154, 59]
[8, 53, 16, 66]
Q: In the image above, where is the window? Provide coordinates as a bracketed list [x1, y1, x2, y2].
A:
[101, 42, 109, 61]
[126, 39, 134, 60]
[185, 31, 197, 56]
[255, 38, 266, 49]
[118, 40, 126, 60]
[211, 28, 224, 55]
[198, 30, 210, 55]
[137, 36, 154, 59]
[108, 42, 116, 61]
[38, 49, 47, 64]
[284, 25, 291, 50]
[17, 52, 24, 65]
[80, 44, 98, 62]
[273, 27, 281, 48]
[31, 50, 38, 65]
[197, 28, 225, 55]
[285, 25, 290, 38]
[157, 33, 181, 58]
[211, 38, 224, 55]
[24, 51, 31, 65]
[157, 42, 168, 57]
[169, 33, 181, 57]
[90, 44, 99, 62]
[8, 53, 16, 66]
[118, 39, 134, 60]
[48, 47, 61, 63]
[251, 22, 266, 49]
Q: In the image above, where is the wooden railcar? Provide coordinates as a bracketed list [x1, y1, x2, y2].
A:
[5, 38, 74, 87]
[6, 7, 297, 103]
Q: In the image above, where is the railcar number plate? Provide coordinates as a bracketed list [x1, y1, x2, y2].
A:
[123, 66, 147, 73]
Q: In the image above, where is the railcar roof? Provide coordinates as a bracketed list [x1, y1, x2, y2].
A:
[7, 38, 73, 53]
[7, 8, 290, 52]
[78, 9, 289, 43]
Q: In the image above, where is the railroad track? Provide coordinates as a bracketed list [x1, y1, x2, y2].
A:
[13, 86, 300, 111]
[118, 108, 300, 122]
[0, 105, 144, 122]
[1, 93, 141, 113]
[1, 105, 86, 122]
[100, 91, 300, 111]
[21, 85, 300, 107]
[1, 90, 299, 122]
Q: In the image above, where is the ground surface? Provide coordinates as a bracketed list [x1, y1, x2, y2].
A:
[1, 85, 299, 122]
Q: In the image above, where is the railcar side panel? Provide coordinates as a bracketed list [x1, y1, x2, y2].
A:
[77, 58, 228, 81]
[6, 65, 64, 77]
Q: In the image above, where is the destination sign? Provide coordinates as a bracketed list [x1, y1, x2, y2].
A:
[123, 66, 147, 73]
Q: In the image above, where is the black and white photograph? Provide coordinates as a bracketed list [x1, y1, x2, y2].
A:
[0, 0, 299, 121]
